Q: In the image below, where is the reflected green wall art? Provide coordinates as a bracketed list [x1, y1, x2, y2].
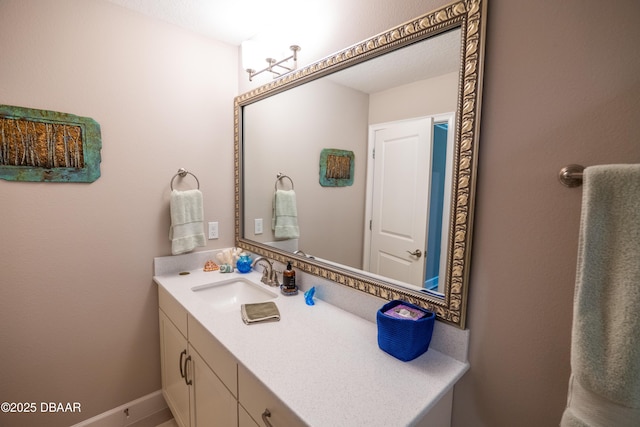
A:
[319, 148, 354, 187]
[0, 105, 101, 183]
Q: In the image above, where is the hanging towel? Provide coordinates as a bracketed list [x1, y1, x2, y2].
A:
[561, 164, 640, 427]
[169, 189, 206, 255]
[272, 189, 299, 239]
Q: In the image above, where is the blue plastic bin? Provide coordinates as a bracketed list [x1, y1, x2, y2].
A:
[377, 300, 435, 362]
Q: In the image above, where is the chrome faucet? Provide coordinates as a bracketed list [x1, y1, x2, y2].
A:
[251, 257, 280, 287]
[294, 250, 315, 259]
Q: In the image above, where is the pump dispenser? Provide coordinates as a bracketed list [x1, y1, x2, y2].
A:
[281, 261, 298, 296]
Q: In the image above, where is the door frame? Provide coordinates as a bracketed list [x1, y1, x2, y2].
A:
[362, 112, 455, 292]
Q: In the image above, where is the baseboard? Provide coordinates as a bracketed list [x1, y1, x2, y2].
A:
[70, 390, 171, 427]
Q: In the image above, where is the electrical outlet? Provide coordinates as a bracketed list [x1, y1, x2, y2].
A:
[254, 218, 263, 235]
[208, 221, 219, 240]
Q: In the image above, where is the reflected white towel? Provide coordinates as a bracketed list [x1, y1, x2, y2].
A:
[561, 164, 640, 426]
[169, 189, 206, 255]
[272, 189, 299, 239]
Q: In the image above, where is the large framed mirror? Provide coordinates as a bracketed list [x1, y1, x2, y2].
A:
[235, 0, 486, 328]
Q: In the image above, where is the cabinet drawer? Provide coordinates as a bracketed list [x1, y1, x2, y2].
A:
[238, 364, 305, 427]
[159, 287, 188, 337]
[188, 315, 238, 398]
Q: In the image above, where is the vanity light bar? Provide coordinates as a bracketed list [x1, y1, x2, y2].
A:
[246, 45, 301, 81]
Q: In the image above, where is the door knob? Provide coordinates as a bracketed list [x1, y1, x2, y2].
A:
[407, 249, 423, 258]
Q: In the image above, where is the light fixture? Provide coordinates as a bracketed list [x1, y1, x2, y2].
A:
[242, 41, 301, 81]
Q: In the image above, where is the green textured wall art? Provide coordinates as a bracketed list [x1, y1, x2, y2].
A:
[0, 105, 101, 182]
[319, 148, 354, 187]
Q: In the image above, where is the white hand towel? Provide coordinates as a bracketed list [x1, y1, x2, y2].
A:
[169, 189, 206, 255]
[561, 164, 640, 426]
[271, 189, 299, 239]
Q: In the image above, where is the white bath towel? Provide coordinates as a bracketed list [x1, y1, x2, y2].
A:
[169, 189, 206, 255]
[272, 189, 299, 239]
[561, 164, 640, 427]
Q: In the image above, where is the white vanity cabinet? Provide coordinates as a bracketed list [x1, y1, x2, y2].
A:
[155, 264, 470, 426]
[159, 287, 238, 427]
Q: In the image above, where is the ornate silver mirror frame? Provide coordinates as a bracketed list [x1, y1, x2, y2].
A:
[234, 0, 486, 328]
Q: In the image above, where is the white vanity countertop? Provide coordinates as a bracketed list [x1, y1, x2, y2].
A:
[154, 268, 469, 426]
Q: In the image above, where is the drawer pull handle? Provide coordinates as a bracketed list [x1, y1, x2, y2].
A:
[179, 349, 187, 378]
[261, 409, 273, 427]
[184, 355, 193, 386]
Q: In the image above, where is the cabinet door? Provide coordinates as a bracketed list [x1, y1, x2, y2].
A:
[190, 345, 238, 427]
[160, 311, 190, 427]
[188, 315, 238, 398]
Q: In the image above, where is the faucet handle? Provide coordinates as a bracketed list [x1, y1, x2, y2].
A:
[260, 268, 270, 285]
[269, 270, 280, 287]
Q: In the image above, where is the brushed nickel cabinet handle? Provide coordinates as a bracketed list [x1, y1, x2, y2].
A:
[261, 409, 273, 427]
[179, 349, 187, 379]
[184, 355, 193, 386]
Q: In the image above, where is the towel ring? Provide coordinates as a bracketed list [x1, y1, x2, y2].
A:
[171, 168, 200, 190]
[275, 172, 294, 191]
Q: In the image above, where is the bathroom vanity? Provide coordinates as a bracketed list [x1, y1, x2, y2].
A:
[154, 252, 469, 427]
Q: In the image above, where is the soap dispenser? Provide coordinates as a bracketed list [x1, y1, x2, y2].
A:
[281, 261, 298, 295]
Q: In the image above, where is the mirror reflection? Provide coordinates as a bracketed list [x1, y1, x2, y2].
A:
[242, 29, 461, 295]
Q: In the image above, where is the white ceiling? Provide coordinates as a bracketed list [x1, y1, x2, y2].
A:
[104, 0, 327, 45]
[327, 29, 461, 94]
[104, 0, 461, 93]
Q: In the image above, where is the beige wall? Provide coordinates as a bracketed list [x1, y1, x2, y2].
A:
[369, 71, 459, 124]
[0, 1, 236, 426]
[455, 0, 639, 425]
[1, 0, 639, 426]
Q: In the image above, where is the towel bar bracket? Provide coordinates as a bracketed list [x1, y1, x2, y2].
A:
[559, 164, 585, 188]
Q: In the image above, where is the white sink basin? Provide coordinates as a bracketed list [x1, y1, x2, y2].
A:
[191, 277, 277, 312]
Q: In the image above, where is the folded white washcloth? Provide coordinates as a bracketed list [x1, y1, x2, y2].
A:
[169, 189, 206, 255]
[561, 164, 640, 426]
[272, 189, 299, 239]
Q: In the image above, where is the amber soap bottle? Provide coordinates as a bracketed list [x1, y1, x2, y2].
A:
[282, 261, 297, 295]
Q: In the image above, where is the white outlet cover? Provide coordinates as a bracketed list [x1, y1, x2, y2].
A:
[208, 222, 219, 239]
